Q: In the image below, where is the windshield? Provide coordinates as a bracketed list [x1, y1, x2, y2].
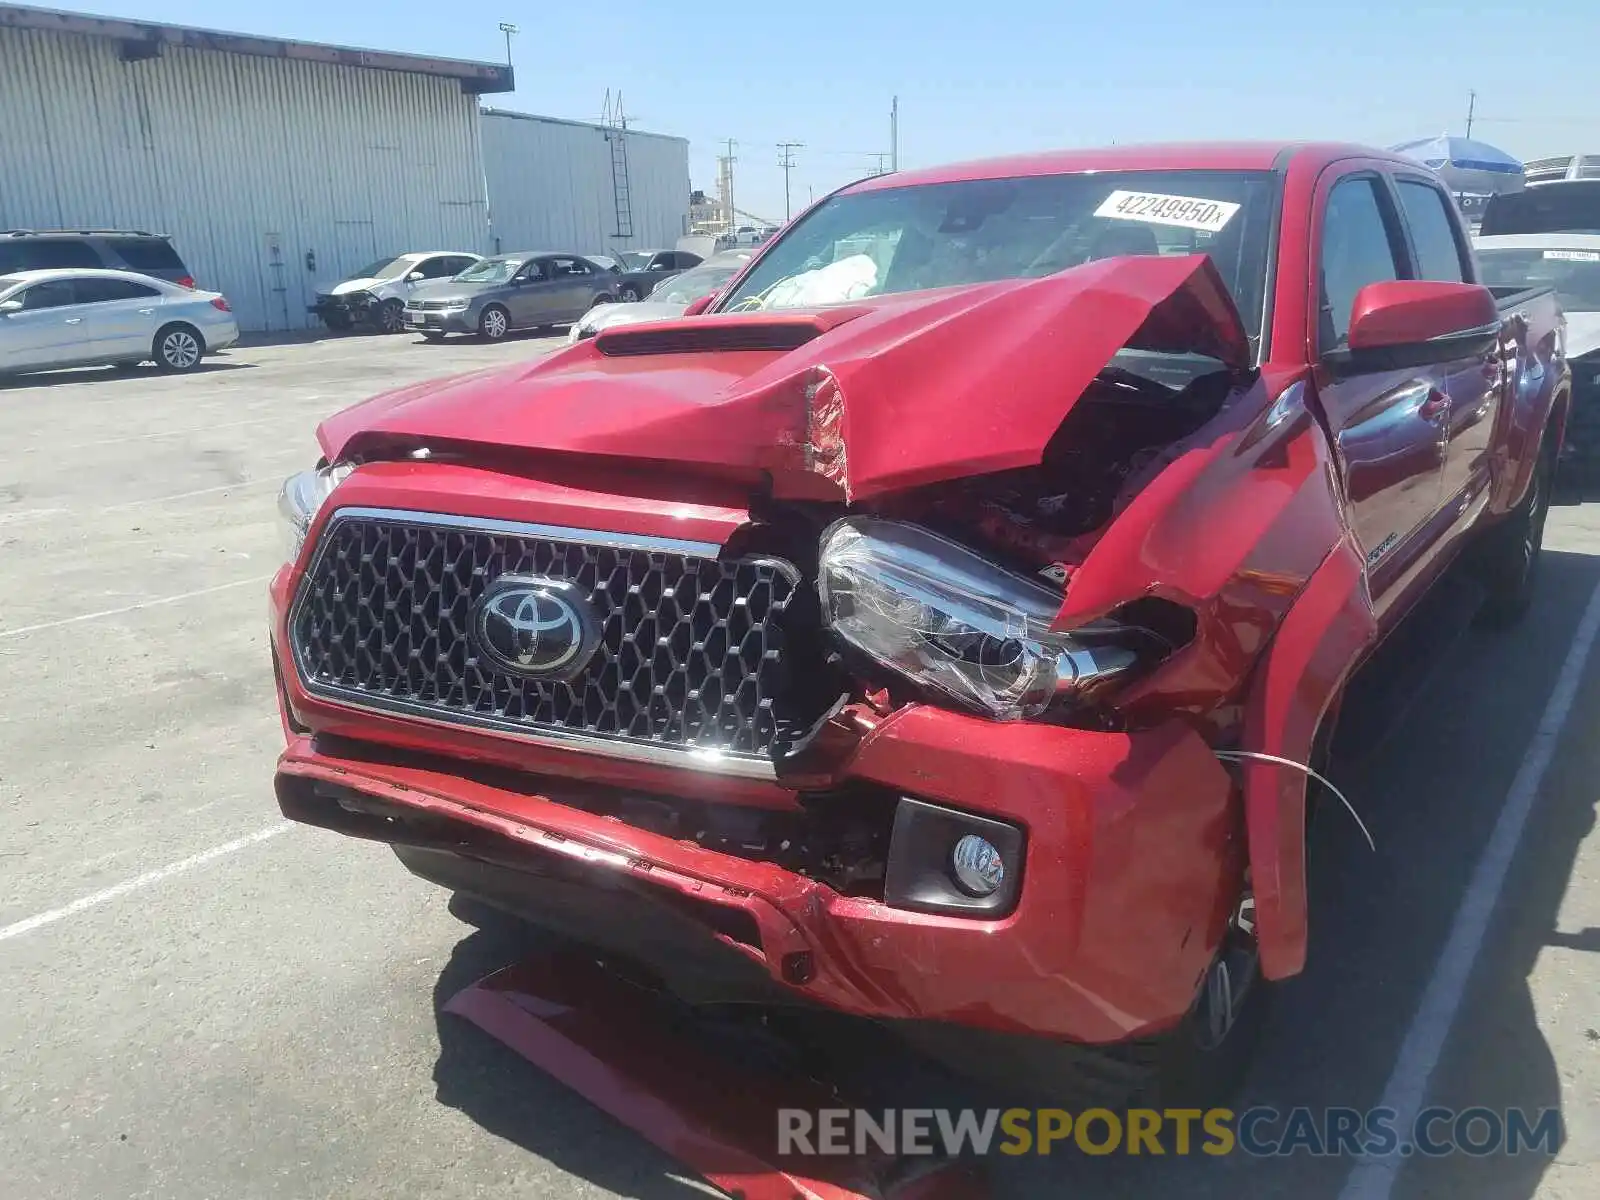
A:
[452, 257, 521, 284]
[616, 251, 655, 271]
[717, 169, 1278, 341]
[654, 262, 744, 305]
[352, 256, 410, 281]
[1476, 247, 1600, 312]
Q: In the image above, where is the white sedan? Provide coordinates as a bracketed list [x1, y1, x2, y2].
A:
[0, 268, 240, 377]
[567, 251, 755, 343]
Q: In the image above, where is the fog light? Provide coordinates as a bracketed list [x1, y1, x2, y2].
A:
[950, 834, 1006, 896]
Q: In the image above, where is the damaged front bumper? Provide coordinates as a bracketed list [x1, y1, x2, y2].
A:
[274, 662, 1240, 1046]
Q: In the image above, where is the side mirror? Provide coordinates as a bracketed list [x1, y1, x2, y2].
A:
[0, 299, 20, 315]
[682, 292, 718, 317]
[406, 271, 425, 283]
[1329, 280, 1500, 373]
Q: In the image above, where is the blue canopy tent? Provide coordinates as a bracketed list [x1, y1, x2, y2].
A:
[1390, 135, 1526, 196]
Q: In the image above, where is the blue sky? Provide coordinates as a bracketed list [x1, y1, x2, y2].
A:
[46, 0, 1600, 220]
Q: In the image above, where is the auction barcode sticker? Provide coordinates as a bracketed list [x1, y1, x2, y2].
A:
[1094, 190, 1241, 232]
[1543, 249, 1600, 262]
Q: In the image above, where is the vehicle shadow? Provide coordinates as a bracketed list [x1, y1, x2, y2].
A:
[426, 549, 1599, 1200]
[0, 360, 254, 389]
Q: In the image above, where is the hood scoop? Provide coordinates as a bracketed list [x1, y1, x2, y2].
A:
[594, 313, 836, 357]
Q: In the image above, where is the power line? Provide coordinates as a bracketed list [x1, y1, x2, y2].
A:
[778, 141, 804, 221]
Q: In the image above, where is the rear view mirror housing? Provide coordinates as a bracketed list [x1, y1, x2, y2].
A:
[1325, 280, 1501, 374]
[406, 271, 425, 283]
[683, 292, 718, 317]
[0, 298, 20, 315]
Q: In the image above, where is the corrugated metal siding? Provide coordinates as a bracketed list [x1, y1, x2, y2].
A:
[481, 111, 689, 257]
[0, 26, 490, 332]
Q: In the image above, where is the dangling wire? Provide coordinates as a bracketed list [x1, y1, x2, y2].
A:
[1214, 749, 1376, 852]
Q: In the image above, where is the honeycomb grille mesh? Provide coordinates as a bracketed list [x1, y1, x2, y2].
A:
[289, 512, 799, 761]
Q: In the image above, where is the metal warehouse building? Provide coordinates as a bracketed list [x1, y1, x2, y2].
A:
[0, 6, 694, 333]
[0, 5, 511, 333]
[481, 109, 691, 258]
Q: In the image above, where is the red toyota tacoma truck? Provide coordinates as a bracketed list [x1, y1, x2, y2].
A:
[270, 143, 1566, 1111]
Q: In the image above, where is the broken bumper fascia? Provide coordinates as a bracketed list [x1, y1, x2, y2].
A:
[273, 614, 1241, 1047]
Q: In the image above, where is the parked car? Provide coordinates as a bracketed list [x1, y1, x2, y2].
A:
[1477, 231, 1600, 477]
[1480, 180, 1600, 237]
[0, 229, 196, 288]
[609, 249, 703, 302]
[270, 143, 1565, 1151]
[587, 254, 623, 274]
[567, 251, 755, 342]
[401, 252, 616, 341]
[309, 251, 482, 334]
[1, 268, 237, 376]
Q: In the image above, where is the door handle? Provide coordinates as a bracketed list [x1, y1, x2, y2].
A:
[137, 308, 155, 315]
[1419, 390, 1449, 418]
[64, 317, 83, 325]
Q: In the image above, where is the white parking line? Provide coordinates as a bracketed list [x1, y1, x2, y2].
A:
[0, 574, 273, 640]
[1339, 577, 1600, 1199]
[0, 823, 290, 943]
[31, 415, 282, 452]
[98, 476, 281, 511]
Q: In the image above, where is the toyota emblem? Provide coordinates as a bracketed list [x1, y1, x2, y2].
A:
[471, 575, 600, 679]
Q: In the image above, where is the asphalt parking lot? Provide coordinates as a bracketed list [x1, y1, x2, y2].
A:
[0, 331, 1596, 1200]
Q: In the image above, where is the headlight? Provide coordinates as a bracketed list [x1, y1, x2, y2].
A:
[278, 462, 355, 564]
[817, 517, 1141, 720]
[441, 300, 470, 311]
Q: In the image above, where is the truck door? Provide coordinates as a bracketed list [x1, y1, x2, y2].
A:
[1392, 175, 1503, 526]
[1309, 172, 1448, 609]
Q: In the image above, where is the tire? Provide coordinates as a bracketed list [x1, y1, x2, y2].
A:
[618, 285, 640, 302]
[1477, 423, 1556, 627]
[153, 323, 204, 373]
[376, 298, 406, 334]
[478, 305, 510, 341]
[896, 888, 1270, 1109]
[590, 293, 615, 310]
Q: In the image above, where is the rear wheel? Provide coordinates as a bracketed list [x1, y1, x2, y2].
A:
[591, 292, 615, 309]
[154, 323, 204, 373]
[1477, 423, 1556, 627]
[478, 305, 510, 341]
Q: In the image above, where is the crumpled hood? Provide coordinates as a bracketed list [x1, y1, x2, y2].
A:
[319, 253, 1249, 501]
[320, 276, 381, 296]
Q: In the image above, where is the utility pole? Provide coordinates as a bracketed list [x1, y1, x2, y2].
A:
[870, 152, 890, 176]
[497, 22, 518, 68]
[890, 95, 899, 171]
[717, 138, 737, 233]
[1465, 89, 1477, 137]
[778, 141, 804, 222]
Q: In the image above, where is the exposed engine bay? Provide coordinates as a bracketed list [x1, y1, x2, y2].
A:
[890, 361, 1241, 587]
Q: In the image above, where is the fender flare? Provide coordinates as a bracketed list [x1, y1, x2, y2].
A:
[1239, 532, 1377, 979]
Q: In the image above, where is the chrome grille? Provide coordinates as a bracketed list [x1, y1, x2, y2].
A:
[288, 509, 801, 773]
